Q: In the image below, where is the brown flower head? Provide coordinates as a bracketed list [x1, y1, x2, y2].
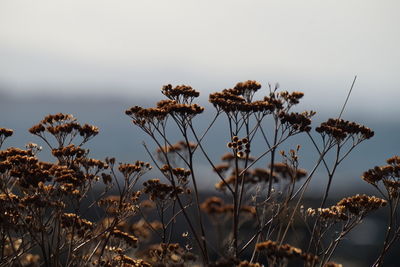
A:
[256, 240, 303, 259]
[316, 118, 374, 142]
[0, 128, 13, 147]
[143, 178, 185, 201]
[308, 205, 348, 221]
[279, 111, 314, 133]
[29, 113, 99, 148]
[238, 260, 262, 267]
[271, 162, 307, 181]
[232, 80, 262, 101]
[61, 213, 94, 237]
[110, 229, 139, 247]
[161, 84, 200, 103]
[337, 194, 387, 215]
[201, 197, 256, 217]
[119, 161, 151, 178]
[113, 255, 151, 267]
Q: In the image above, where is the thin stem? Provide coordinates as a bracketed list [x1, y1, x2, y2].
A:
[338, 75, 357, 119]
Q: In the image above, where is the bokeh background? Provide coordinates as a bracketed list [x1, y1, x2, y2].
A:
[1, 1, 400, 266]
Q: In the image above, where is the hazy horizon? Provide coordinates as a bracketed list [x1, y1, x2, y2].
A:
[1, 0, 399, 117]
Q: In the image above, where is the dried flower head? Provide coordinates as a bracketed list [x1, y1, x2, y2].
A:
[130, 219, 162, 239]
[337, 194, 387, 215]
[201, 197, 256, 217]
[110, 229, 139, 247]
[220, 152, 254, 163]
[362, 156, 400, 190]
[0, 128, 13, 147]
[279, 91, 304, 105]
[0, 127, 13, 137]
[161, 84, 200, 103]
[238, 260, 262, 267]
[29, 113, 99, 147]
[125, 105, 169, 130]
[119, 161, 151, 177]
[310, 205, 348, 221]
[61, 213, 94, 237]
[316, 118, 374, 142]
[143, 178, 186, 201]
[256, 240, 319, 265]
[271, 162, 307, 181]
[113, 255, 151, 266]
[214, 169, 254, 191]
[279, 111, 314, 132]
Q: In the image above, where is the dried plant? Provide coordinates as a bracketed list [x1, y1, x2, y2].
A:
[0, 80, 397, 267]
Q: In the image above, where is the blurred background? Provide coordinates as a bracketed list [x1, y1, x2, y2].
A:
[1, 1, 400, 265]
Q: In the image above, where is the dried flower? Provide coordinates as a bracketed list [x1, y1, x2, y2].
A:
[0, 128, 13, 147]
[316, 118, 374, 142]
[337, 194, 387, 215]
[238, 260, 262, 267]
[111, 229, 139, 247]
[256, 240, 320, 265]
[113, 255, 151, 266]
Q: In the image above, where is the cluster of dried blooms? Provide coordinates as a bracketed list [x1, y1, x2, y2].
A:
[220, 152, 255, 163]
[143, 178, 188, 201]
[227, 136, 250, 158]
[359, 155, 400, 266]
[161, 84, 200, 103]
[157, 141, 197, 154]
[29, 113, 99, 147]
[209, 81, 275, 114]
[307, 205, 348, 221]
[278, 111, 313, 132]
[362, 156, 400, 186]
[111, 255, 151, 267]
[307, 194, 386, 221]
[0, 127, 13, 147]
[201, 197, 256, 217]
[304, 194, 388, 266]
[337, 194, 387, 215]
[99, 194, 139, 216]
[137, 243, 197, 266]
[316, 118, 374, 142]
[126, 84, 204, 132]
[130, 219, 163, 240]
[0, 113, 158, 266]
[110, 228, 139, 247]
[237, 260, 262, 267]
[256, 240, 318, 266]
[119, 161, 151, 177]
[61, 213, 94, 238]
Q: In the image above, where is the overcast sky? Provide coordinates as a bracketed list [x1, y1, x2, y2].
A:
[0, 0, 399, 115]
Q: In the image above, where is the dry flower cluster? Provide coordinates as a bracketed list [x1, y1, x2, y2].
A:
[0, 80, 397, 267]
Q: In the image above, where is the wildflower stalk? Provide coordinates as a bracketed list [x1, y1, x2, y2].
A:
[142, 141, 209, 263]
[279, 149, 328, 245]
[181, 126, 209, 262]
[372, 195, 400, 267]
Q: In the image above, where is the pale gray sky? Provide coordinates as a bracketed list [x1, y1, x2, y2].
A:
[0, 0, 399, 115]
